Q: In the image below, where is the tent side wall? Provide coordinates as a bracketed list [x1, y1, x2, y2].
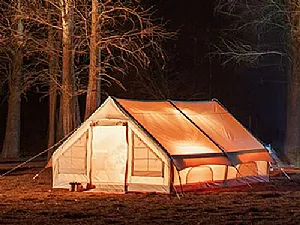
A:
[173, 161, 269, 191]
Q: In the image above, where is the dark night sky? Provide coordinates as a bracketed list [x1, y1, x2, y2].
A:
[0, 0, 287, 156]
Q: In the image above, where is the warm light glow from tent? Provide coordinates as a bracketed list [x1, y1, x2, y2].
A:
[174, 142, 217, 154]
[168, 107, 197, 116]
[180, 109, 235, 142]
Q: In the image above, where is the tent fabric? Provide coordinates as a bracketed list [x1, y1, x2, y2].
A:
[173, 101, 265, 151]
[90, 126, 127, 191]
[51, 97, 272, 193]
[115, 98, 272, 170]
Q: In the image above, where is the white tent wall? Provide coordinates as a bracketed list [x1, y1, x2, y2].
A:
[52, 97, 173, 193]
[126, 124, 171, 193]
[52, 130, 90, 188]
[52, 97, 128, 189]
[52, 125, 93, 188]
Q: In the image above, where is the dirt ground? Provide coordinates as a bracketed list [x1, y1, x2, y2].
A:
[1, 162, 300, 225]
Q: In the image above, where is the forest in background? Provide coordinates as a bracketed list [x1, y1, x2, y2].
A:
[0, 0, 296, 165]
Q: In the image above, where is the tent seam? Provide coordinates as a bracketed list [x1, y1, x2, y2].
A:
[167, 100, 235, 166]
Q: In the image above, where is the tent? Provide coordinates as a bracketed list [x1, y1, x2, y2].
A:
[51, 97, 272, 193]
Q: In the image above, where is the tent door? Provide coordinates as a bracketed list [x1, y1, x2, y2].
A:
[91, 125, 128, 192]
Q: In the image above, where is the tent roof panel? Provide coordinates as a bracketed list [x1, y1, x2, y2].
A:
[173, 101, 265, 152]
[115, 98, 272, 167]
[115, 99, 223, 156]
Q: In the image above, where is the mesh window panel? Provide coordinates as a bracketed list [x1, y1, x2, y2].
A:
[58, 132, 87, 175]
[132, 134, 164, 177]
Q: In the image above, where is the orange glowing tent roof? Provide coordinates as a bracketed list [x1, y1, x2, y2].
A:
[113, 98, 272, 170]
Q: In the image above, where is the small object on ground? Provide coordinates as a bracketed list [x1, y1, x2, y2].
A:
[86, 183, 96, 190]
[69, 182, 83, 192]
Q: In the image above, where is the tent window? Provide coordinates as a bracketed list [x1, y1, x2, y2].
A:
[58, 132, 87, 175]
[186, 166, 213, 184]
[132, 134, 164, 177]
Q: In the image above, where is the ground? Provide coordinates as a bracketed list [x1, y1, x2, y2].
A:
[0, 162, 300, 225]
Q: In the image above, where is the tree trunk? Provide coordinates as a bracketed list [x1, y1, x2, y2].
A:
[285, 45, 300, 166]
[73, 94, 81, 127]
[2, 54, 22, 158]
[284, 1, 300, 167]
[85, 0, 99, 120]
[72, 42, 81, 127]
[285, 63, 300, 167]
[60, 0, 75, 136]
[2, 13, 23, 158]
[57, 95, 64, 141]
[47, 9, 59, 159]
[47, 78, 57, 159]
[2, 0, 24, 158]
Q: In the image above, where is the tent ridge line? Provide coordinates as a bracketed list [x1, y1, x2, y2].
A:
[167, 99, 235, 166]
[111, 97, 179, 171]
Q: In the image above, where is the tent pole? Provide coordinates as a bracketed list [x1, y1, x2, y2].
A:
[171, 164, 183, 199]
[223, 166, 228, 187]
[88, 124, 94, 187]
[124, 124, 130, 193]
[177, 169, 184, 195]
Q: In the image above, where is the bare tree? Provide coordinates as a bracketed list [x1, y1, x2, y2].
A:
[213, 0, 287, 66]
[18, 0, 82, 141]
[85, 0, 99, 119]
[84, 0, 174, 118]
[213, 0, 300, 166]
[0, 0, 173, 158]
[60, 0, 77, 136]
[0, 0, 71, 158]
[21, 0, 174, 126]
[0, 0, 52, 158]
[1, 0, 24, 158]
[46, 2, 60, 158]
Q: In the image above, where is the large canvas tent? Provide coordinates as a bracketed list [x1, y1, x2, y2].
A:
[52, 97, 272, 193]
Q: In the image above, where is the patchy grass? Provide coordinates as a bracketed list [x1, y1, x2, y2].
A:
[0, 163, 300, 224]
